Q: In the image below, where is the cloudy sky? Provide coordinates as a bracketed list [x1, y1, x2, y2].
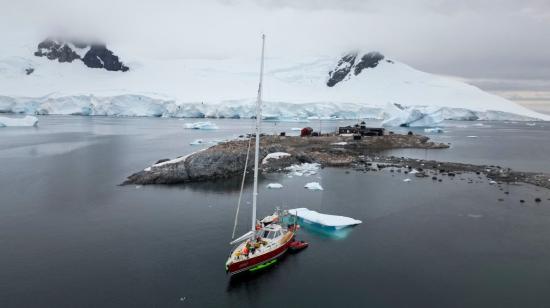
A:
[2, 0, 550, 113]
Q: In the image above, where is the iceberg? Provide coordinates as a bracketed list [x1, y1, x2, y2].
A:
[304, 182, 323, 191]
[288, 208, 362, 229]
[381, 103, 445, 127]
[266, 183, 283, 189]
[0, 115, 38, 127]
[262, 152, 291, 165]
[183, 121, 219, 130]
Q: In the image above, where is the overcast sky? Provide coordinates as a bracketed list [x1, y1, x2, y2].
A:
[2, 0, 549, 112]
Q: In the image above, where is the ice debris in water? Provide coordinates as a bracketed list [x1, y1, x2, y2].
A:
[288, 208, 362, 228]
[266, 183, 283, 189]
[403, 178, 412, 182]
[331, 142, 348, 145]
[424, 127, 444, 133]
[183, 121, 219, 130]
[0, 115, 38, 127]
[190, 139, 204, 145]
[466, 135, 479, 138]
[409, 169, 419, 174]
[262, 152, 291, 164]
[286, 163, 320, 177]
[304, 182, 323, 191]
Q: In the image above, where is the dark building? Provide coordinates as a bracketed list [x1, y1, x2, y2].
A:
[338, 121, 385, 136]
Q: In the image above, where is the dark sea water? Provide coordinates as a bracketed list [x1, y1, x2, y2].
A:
[1, 116, 550, 308]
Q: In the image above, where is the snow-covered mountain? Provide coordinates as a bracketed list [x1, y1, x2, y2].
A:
[0, 39, 548, 123]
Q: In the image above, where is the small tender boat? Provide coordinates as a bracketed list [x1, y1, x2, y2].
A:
[289, 240, 309, 252]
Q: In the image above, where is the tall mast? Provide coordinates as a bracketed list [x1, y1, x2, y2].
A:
[252, 34, 265, 235]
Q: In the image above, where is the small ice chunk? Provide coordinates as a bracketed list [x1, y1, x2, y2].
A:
[403, 178, 412, 182]
[262, 152, 291, 164]
[304, 182, 323, 191]
[286, 163, 320, 176]
[0, 115, 38, 127]
[423, 127, 444, 133]
[409, 169, 419, 174]
[526, 123, 536, 127]
[467, 214, 483, 219]
[466, 135, 478, 138]
[331, 142, 348, 145]
[489, 180, 497, 184]
[190, 139, 204, 145]
[266, 183, 283, 189]
[183, 121, 219, 130]
[288, 208, 362, 228]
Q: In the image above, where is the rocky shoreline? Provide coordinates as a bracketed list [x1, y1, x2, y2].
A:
[122, 133, 550, 190]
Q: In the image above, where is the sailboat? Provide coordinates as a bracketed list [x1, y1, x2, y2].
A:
[225, 35, 296, 275]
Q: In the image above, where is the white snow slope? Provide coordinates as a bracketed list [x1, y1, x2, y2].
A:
[1, 41, 548, 122]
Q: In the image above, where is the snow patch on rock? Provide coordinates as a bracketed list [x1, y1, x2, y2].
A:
[262, 152, 291, 165]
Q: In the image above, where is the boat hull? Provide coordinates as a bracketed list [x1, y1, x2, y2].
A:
[227, 237, 292, 275]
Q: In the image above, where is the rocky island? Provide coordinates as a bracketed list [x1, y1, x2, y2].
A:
[123, 133, 449, 185]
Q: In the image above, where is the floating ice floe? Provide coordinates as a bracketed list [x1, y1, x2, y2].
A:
[331, 142, 348, 146]
[466, 135, 479, 138]
[262, 152, 291, 164]
[183, 121, 219, 130]
[304, 182, 323, 191]
[189, 139, 204, 145]
[288, 208, 362, 229]
[489, 180, 497, 184]
[403, 178, 412, 182]
[526, 123, 536, 127]
[409, 169, 419, 174]
[286, 163, 320, 177]
[467, 214, 483, 219]
[266, 183, 283, 189]
[423, 127, 444, 133]
[0, 115, 38, 127]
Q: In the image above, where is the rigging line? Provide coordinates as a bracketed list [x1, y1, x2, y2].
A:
[231, 136, 253, 240]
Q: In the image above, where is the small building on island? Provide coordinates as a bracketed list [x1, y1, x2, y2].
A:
[338, 121, 385, 136]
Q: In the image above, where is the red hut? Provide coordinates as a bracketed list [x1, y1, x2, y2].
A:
[300, 127, 313, 137]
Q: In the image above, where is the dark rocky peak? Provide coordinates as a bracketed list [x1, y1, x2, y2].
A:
[353, 52, 384, 75]
[82, 44, 129, 72]
[327, 52, 358, 87]
[34, 38, 129, 72]
[34, 39, 80, 63]
[327, 51, 389, 87]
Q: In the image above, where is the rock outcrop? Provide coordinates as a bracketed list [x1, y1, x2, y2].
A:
[34, 38, 129, 72]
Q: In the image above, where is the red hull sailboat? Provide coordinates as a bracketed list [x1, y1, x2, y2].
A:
[225, 35, 296, 275]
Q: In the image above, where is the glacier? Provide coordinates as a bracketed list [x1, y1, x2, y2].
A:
[1, 43, 549, 125]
